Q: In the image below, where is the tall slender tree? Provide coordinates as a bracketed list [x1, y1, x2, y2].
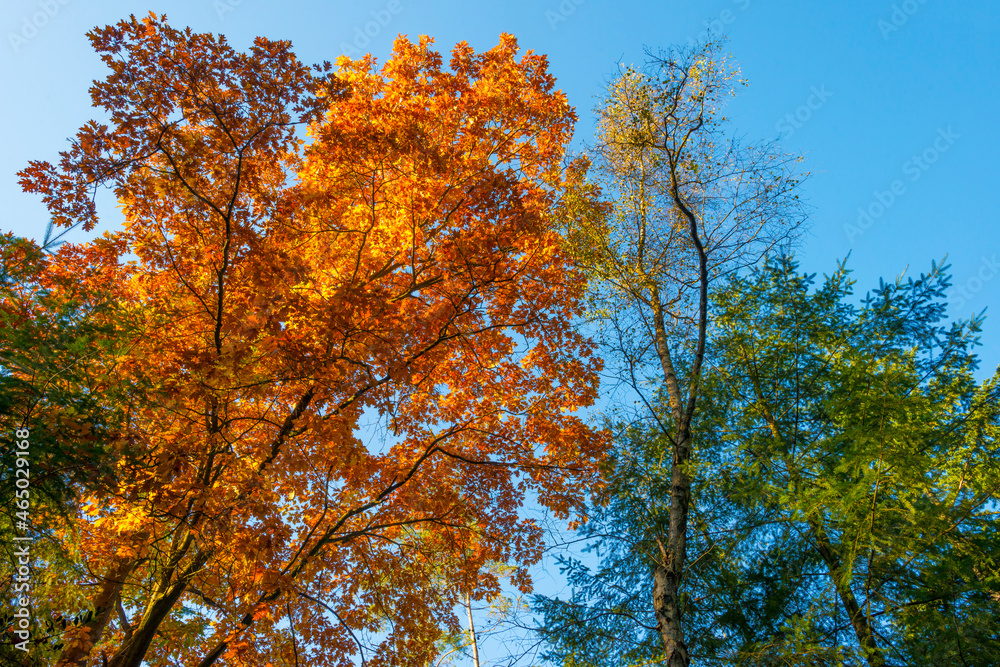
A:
[559, 40, 804, 665]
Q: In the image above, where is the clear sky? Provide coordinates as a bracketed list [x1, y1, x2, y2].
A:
[2, 1, 997, 660]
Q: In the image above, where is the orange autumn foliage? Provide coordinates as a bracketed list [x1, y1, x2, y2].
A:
[18, 14, 605, 667]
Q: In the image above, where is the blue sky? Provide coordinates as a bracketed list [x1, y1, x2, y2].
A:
[2, 0, 997, 660]
[3, 1, 997, 376]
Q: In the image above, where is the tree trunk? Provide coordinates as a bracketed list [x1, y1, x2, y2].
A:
[466, 593, 481, 667]
[811, 522, 887, 667]
[55, 558, 135, 667]
[652, 429, 693, 667]
[105, 550, 209, 667]
[645, 170, 708, 665]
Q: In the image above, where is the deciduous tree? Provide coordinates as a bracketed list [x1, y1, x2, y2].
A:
[557, 40, 803, 665]
[17, 14, 604, 667]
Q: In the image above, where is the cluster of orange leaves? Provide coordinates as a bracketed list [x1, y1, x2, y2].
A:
[17, 13, 606, 667]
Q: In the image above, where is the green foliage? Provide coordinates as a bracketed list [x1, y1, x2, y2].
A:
[535, 255, 1000, 665]
[0, 231, 127, 513]
[0, 229, 139, 662]
[707, 255, 1000, 664]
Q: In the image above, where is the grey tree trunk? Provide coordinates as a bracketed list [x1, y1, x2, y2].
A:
[652, 429, 693, 667]
[645, 171, 708, 667]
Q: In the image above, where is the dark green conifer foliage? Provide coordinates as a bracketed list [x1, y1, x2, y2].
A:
[536, 256, 1000, 666]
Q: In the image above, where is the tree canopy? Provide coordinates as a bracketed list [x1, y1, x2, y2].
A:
[535, 255, 1000, 666]
[7, 14, 606, 667]
[3, 15, 997, 667]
